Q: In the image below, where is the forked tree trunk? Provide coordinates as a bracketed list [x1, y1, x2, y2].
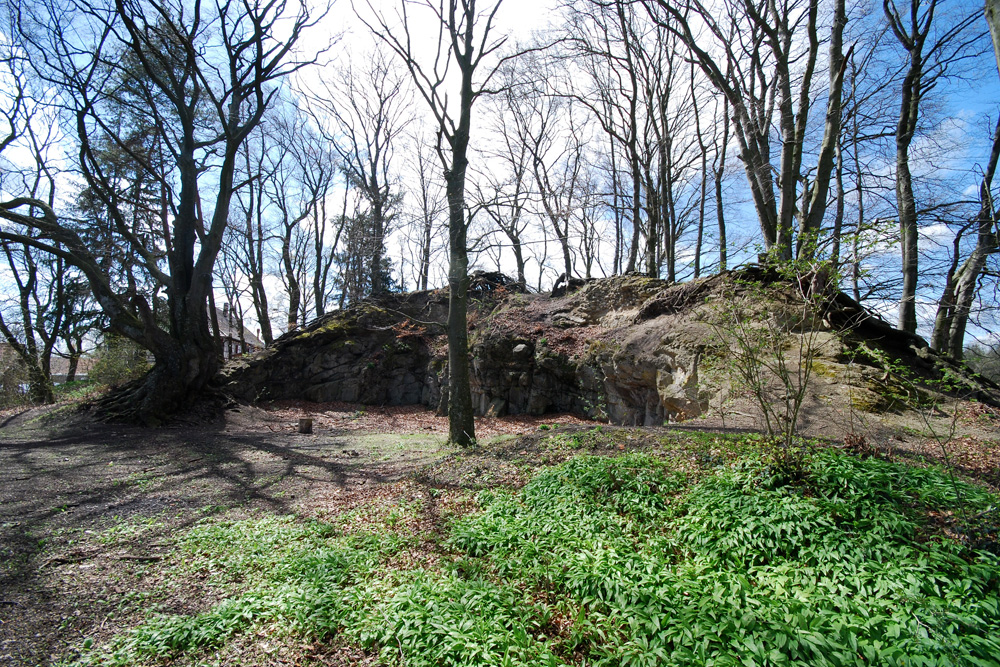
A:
[930, 2, 1000, 357]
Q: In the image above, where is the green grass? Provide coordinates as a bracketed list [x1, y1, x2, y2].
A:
[95, 515, 165, 545]
[54, 379, 103, 402]
[362, 574, 565, 666]
[64, 443, 1000, 667]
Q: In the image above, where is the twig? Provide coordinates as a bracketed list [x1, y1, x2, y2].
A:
[41, 554, 92, 567]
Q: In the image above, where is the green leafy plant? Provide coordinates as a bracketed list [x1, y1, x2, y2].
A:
[850, 342, 996, 532]
[89, 335, 149, 388]
[452, 453, 1000, 667]
[64, 449, 1000, 667]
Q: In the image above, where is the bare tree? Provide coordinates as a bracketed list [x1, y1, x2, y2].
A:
[646, 0, 848, 263]
[477, 70, 536, 285]
[838, 30, 898, 304]
[567, 0, 646, 273]
[885, 0, 982, 333]
[0, 39, 58, 402]
[265, 107, 339, 329]
[499, 56, 592, 280]
[635, 22, 698, 281]
[1, 0, 323, 422]
[406, 134, 447, 290]
[362, 0, 522, 445]
[0, 242, 60, 403]
[574, 165, 606, 278]
[930, 1, 1000, 357]
[227, 128, 278, 345]
[306, 46, 410, 297]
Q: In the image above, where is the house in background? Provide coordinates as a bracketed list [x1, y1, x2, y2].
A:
[0, 342, 93, 392]
[215, 304, 265, 360]
[49, 355, 95, 385]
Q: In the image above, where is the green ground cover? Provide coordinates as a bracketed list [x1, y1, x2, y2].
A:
[65, 441, 1000, 667]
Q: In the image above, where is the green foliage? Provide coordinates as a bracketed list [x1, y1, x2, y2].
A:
[362, 575, 565, 666]
[454, 453, 1000, 667]
[68, 517, 391, 666]
[535, 426, 618, 451]
[66, 452, 1000, 667]
[53, 379, 101, 402]
[0, 352, 30, 408]
[89, 335, 149, 387]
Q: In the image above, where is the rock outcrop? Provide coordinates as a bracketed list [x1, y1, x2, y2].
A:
[219, 268, 1000, 425]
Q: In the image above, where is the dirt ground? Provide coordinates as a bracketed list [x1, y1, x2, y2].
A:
[1, 399, 997, 667]
[0, 401, 605, 667]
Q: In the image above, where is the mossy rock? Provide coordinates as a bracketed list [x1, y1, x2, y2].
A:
[811, 360, 842, 379]
[850, 387, 896, 414]
[851, 376, 932, 413]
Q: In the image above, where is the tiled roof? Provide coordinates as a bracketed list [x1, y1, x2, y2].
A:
[213, 307, 265, 348]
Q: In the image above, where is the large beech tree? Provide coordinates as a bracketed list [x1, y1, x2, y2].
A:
[0, 0, 321, 422]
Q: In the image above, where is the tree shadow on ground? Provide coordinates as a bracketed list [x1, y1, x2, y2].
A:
[0, 410, 447, 667]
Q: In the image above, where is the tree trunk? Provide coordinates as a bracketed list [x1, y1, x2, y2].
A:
[887, 0, 930, 335]
[931, 228, 964, 353]
[626, 158, 643, 274]
[370, 186, 386, 295]
[97, 336, 218, 425]
[24, 361, 54, 404]
[989, 0, 1000, 73]
[800, 0, 847, 260]
[830, 139, 846, 268]
[558, 222, 573, 278]
[420, 210, 433, 291]
[445, 162, 475, 446]
[511, 237, 526, 285]
[208, 288, 222, 357]
[67, 351, 80, 383]
[283, 223, 301, 332]
[896, 144, 920, 334]
[644, 163, 659, 278]
[609, 138, 623, 274]
[714, 98, 730, 272]
[692, 61, 707, 279]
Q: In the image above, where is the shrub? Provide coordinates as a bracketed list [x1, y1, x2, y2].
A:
[0, 353, 30, 408]
[89, 335, 149, 387]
